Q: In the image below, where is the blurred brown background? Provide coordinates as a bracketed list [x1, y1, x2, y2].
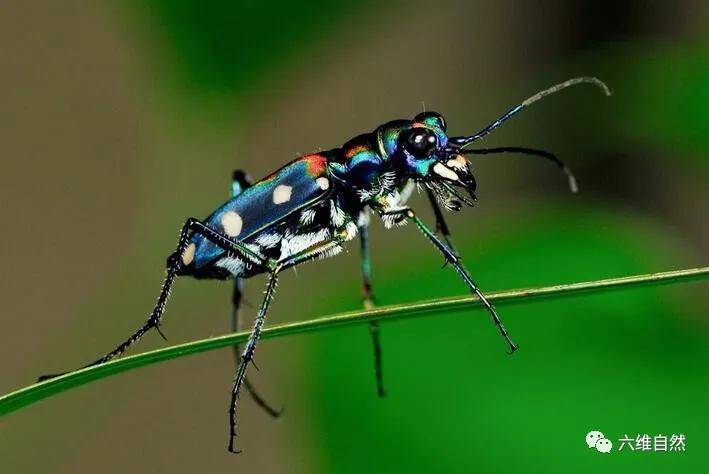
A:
[1, 1, 707, 473]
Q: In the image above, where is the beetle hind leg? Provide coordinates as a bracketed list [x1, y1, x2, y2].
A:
[38, 217, 269, 381]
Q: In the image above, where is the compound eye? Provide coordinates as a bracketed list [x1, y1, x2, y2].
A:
[413, 111, 447, 131]
[404, 128, 437, 157]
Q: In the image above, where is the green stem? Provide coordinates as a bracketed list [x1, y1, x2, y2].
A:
[1, 266, 706, 416]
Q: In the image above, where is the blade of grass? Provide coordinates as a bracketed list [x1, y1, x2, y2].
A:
[1, 266, 706, 416]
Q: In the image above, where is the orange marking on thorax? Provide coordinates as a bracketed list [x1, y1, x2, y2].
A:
[304, 154, 328, 177]
[344, 145, 369, 160]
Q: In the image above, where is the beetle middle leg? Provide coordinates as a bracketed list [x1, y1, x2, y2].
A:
[229, 169, 282, 418]
[231, 279, 282, 418]
[357, 216, 386, 398]
[228, 239, 342, 453]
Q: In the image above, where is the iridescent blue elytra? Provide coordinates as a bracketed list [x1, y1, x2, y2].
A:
[40, 77, 610, 453]
[185, 155, 332, 276]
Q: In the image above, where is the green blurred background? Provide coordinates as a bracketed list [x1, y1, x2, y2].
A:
[1, 1, 707, 472]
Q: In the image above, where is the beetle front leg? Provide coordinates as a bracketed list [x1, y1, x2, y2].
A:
[424, 187, 461, 258]
[358, 217, 386, 398]
[382, 208, 518, 354]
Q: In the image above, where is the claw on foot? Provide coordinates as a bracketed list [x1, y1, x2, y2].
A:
[153, 323, 168, 341]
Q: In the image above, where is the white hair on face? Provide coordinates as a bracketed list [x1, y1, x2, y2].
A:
[379, 171, 397, 190]
[356, 170, 398, 202]
[356, 187, 376, 201]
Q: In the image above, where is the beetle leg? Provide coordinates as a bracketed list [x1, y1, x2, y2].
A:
[357, 218, 386, 398]
[228, 270, 279, 453]
[358, 219, 375, 309]
[381, 208, 518, 354]
[231, 279, 282, 418]
[424, 187, 461, 258]
[38, 217, 268, 381]
[228, 239, 341, 453]
[228, 169, 282, 418]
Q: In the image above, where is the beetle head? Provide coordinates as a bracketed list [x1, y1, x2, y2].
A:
[379, 111, 477, 210]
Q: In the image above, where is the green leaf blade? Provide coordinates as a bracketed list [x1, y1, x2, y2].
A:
[0, 266, 706, 417]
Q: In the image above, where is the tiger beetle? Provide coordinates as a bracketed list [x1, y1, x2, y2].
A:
[40, 77, 610, 453]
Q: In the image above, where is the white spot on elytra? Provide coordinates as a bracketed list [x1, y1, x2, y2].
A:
[273, 185, 292, 204]
[221, 211, 243, 237]
[447, 155, 468, 170]
[181, 243, 196, 266]
[433, 162, 459, 181]
[316, 177, 330, 190]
